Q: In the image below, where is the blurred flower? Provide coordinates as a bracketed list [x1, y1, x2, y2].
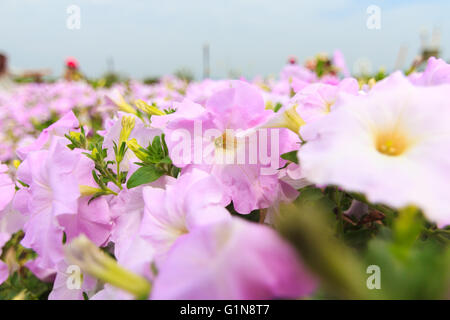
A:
[0, 163, 15, 212]
[409, 57, 450, 86]
[152, 217, 317, 299]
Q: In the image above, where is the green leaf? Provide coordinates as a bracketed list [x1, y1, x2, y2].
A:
[150, 136, 162, 153]
[126, 165, 164, 189]
[364, 238, 450, 299]
[161, 134, 169, 156]
[281, 150, 299, 164]
[295, 187, 336, 220]
[158, 156, 172, 164]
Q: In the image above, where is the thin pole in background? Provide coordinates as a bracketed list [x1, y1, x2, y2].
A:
[203, 43, 210, 79]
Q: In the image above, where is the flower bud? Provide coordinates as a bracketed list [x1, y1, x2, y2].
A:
[119, 116, 135, 145]
[65, 235, 151, 299]
[79, 185, 103, 197]
[135, 99, 165, 116]
[127, 138, 149, 162]
[109, 92, 137, 115]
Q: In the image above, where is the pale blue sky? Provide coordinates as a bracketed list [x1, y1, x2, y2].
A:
[0, 0, 448, 79]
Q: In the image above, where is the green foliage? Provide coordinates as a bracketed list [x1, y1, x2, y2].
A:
[0, 270, 52, 300]
[276, 201, 371, 299]
[277, 187, 450, 299]
[280, 150, 299, 164]
[143, 77, 159, 85]
[126, 165, 164, 189]
[174, 68, 194, 83]
[65, 126, 88, 150]
[31, 114, 58, 131]
[127, 135, 180, 189]
[295, 187, 336, 219]
[0, 232, 52, 300]
[365, 238, 450, 299]
[84, 140, 126, 192]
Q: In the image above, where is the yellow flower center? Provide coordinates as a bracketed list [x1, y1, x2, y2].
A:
[214, 132, 237, 151]
[375, 129, 411, 156]
[324, 100, 335, 113]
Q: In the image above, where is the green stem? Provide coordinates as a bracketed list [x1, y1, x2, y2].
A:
[105, 187, 118, 196]
[103, 166, 123, 190]
[116, 162, 121, 184]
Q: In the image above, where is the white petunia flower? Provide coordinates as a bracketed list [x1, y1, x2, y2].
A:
[298, 73, 450, 227]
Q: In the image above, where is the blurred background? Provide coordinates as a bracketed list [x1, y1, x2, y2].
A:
[0, 0, 448, 80]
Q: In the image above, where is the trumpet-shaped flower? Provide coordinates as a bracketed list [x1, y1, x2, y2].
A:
[164, 81, 298, 214]
[150, 99, 205, 129]
[48, 260, 97, 300]
[16, 138, 107, 271]
[293, 78, 359, 124]
[298, 73, 450, 227]
[0, 163, 14, 212]
[109, 178, 171, 277]
[251, 78, 358, 138]
[16, 111, 79, 160]
[140, 169, 230, 263]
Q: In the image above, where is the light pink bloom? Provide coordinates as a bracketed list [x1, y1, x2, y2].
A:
[48, 260, 97, 300]
[0, 232, 10, 284]
[293, 78, 359, 123]
[185, 79, 231, 105]
[58, 196, 112, 247]
[150, 99, 205, 129]
[91, 284, 134, 300]
[280, 64, 317, 83]
[152, 218, 317, 300]
[164, 81, 297, 214]
[0, 163, 15, 212]
[410, 57, 450, 86]
[109, 180, 169, 278]
[16, 111, 79, 160]
[140, 169, 230, 263]
[333, 50, 350, 77]
[16, 138, 106, 272]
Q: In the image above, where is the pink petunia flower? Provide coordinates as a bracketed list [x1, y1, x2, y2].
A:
[152, 217, 317, 300]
